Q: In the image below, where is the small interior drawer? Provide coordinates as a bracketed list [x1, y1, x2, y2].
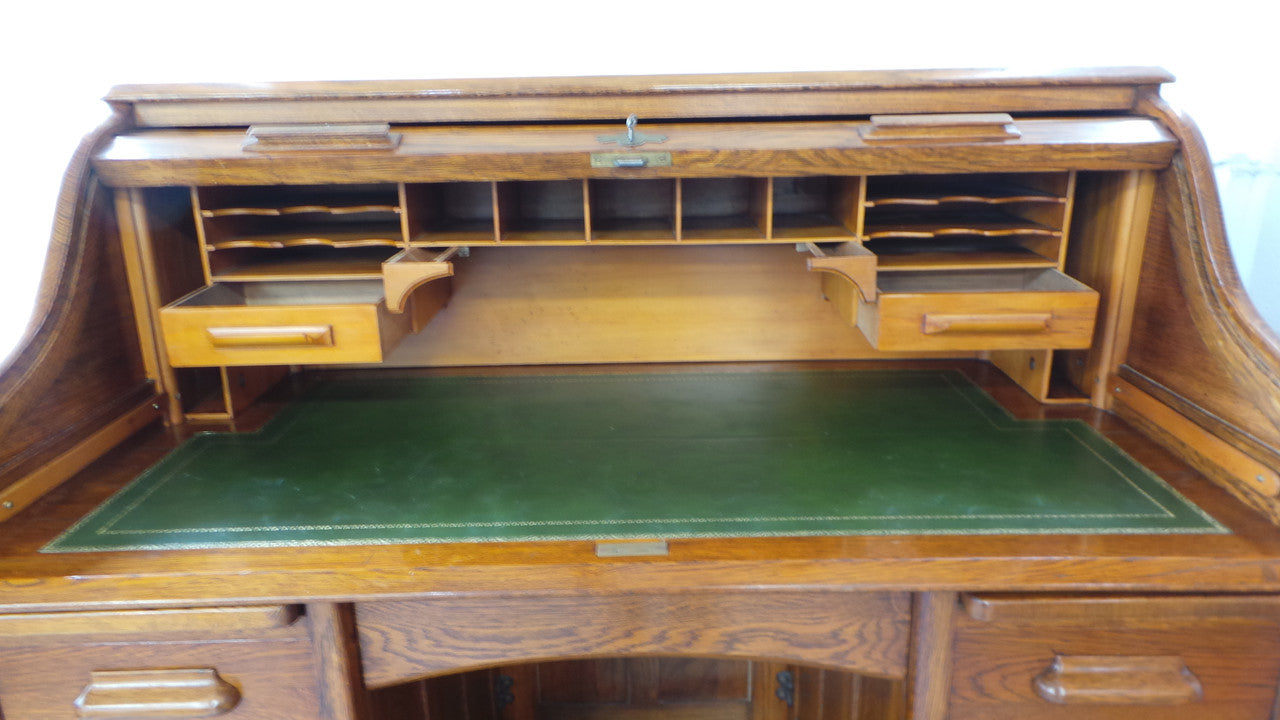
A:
[159, 280, 410, 367]
[856, 268, 1099, 351]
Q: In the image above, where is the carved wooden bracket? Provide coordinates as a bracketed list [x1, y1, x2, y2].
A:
[74, 668, 241, 717]
[383, 247, 463, 314]
[805, 241, 877, 303]
[1033, 654, 1202, 705]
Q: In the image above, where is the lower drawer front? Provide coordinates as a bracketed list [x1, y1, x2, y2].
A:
[160, 280, 410, 367]
[858, 268, 1099, 351]
[950, 594, 1280, 720]
[0, 605, 318, 720]
[0, 640, 320, 719]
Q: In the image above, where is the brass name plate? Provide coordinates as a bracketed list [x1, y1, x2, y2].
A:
[596, 540, 669, 557]
[590, 152, 672, 168]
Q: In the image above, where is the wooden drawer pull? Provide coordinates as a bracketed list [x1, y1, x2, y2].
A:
[207, 325, 334, 348]
[1033, 655, 1203, 705]
[921, 312, 1051, 335]
[75, 668, 240, 717]
[243, 122, 400, 152]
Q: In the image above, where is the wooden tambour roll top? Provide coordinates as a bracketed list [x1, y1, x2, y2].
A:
[0, 66, 1277, 528]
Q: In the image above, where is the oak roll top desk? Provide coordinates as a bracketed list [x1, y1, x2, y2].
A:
[3, 68, 1280, 719]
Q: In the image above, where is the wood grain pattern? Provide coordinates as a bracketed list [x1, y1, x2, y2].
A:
[1124, 193, 1277, 437]
[1120, 116, 1280, 524]
[963, 593, 1280, 623]
[308, 603, 371, 720]
[1117, 97, 1280, 525]
[114, 189, 167, 397]
[0, 605, 299, 644]
[355, 592, 911, 688]
[0, 396, 159, 523]
[1142, 100, 1280, 425]
[1062, 170, 1156, 405]
[748, 661, 791, 720]
[383, 245, 936, 366]
[1111, 378, 1280, 510]
[905, 593, 956, 720]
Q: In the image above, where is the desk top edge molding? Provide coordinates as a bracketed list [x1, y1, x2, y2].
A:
[106, 66, 1175, 127]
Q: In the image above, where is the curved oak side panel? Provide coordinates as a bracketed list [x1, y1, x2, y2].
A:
[354, 592, 911, 689]
[1120, 96, 1280, 522]
[0, 110, 159, 519]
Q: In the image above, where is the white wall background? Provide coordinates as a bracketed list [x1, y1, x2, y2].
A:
[2, 0, 1275, 364]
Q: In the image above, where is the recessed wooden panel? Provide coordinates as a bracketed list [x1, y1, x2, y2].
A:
[538, 659, 631, 704]
[385, 245, 931, 366]
[356, 591, 911, 689]
[657, 659, 749, 702]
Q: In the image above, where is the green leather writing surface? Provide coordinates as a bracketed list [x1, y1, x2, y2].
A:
[44, 370, 1224, 552]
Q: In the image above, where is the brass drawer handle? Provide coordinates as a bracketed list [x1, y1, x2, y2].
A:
[75, 668, 241, 717]
[1033, 655, 1203, 705]
[207, 325, 334, 348]
[921, 312, 1051, 335]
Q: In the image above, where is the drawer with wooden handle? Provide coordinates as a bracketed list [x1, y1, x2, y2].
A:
[0, 605, 319, 719]
[159, 280, 411, 367]
[949, 593, 1280, 720]
[851, 268, 1099, 351]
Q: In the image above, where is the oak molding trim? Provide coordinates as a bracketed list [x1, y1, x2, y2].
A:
[106, 68, 1173, 127]
[107, 67, 1176, 103]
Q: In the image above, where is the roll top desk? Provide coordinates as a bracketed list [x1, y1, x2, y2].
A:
[2, 68, 1280, 720]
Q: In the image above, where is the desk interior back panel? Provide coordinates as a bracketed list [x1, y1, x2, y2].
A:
[43, 369, 1224, 552]
[386, 245, 944, 366]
